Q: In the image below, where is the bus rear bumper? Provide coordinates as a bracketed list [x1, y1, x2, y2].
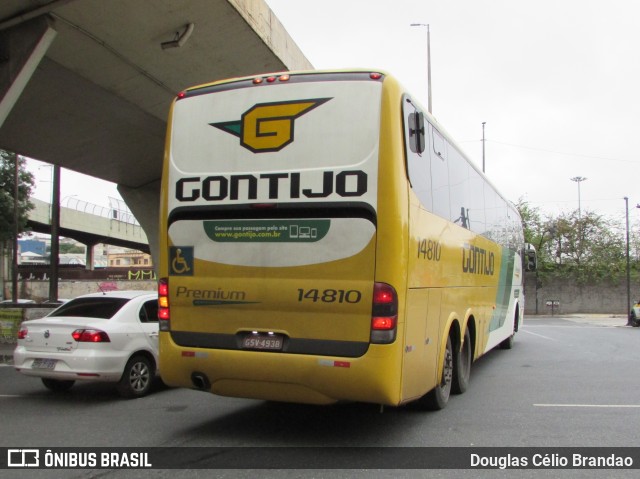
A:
[159, 334, 402, 406]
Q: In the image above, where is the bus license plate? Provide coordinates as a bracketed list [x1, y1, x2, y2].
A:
[242, 334, 283, 351]
[32, 358, 57, 370]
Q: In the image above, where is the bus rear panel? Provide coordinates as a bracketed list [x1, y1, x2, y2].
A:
[159, 72, 407, 405]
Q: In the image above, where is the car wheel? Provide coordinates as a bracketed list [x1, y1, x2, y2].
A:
[117, 355, 154, 399]
[417, 335, 453, 410]
[41, 378, 75, 392]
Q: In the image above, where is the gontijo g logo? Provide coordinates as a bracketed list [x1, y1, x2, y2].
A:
[210, 98, 331, 153]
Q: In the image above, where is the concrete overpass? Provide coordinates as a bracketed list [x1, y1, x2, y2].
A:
[0, 0, 313, 263]
[27, 197, 150, 262]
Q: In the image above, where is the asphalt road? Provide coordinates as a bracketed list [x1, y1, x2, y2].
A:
[1, 315, 638, 478]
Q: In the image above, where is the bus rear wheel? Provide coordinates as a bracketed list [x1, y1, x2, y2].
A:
[418, 335, 453, 410]
[500, 309, 519, 349]
[452, 328, 471, 394]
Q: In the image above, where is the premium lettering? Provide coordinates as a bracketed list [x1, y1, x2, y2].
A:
[176, 286, 246, 301]
[175, 169, 367, 202]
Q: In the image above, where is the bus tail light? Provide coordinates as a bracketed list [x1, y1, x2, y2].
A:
[158, 278, 170, 331]
[370, 282, 398, 344]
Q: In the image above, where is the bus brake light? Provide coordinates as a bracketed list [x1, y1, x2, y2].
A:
[158, 278, 170, 330]
[371, 282, 398, 344]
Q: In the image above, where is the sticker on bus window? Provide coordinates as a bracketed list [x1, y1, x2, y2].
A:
[203, 220, 330, 243]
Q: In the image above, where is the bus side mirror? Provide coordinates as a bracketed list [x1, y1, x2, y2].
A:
[408, 112, 425, 154]
[524, 243, 537, 271]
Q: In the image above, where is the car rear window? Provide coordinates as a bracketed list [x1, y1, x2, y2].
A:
[49, 297, 130, 319]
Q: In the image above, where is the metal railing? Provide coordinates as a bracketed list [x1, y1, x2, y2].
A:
[63, 196, 140, 226]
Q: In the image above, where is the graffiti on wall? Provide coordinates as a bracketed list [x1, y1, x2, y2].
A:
[16, 266, 156, 281]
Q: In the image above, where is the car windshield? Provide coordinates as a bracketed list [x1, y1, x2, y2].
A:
[49, 297, 130, 319]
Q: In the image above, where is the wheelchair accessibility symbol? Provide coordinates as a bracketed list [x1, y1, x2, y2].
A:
[170, 246, 194, 276]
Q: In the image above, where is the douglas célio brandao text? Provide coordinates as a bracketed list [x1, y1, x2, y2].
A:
[470, 452, 634, 469]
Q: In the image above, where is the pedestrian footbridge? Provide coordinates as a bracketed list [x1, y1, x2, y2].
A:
[27, 197, 149, 262]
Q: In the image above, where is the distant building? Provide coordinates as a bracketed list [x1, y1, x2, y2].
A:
[108, 249, 153, 268]
[18, 239, 46, 256]
[19, 251, 47, 265]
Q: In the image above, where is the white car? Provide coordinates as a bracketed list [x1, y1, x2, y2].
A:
[14, 291, 159, 398]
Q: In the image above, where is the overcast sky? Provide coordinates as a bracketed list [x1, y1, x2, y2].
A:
[265, 0, 640, 224]
[28, 0, 640, 224]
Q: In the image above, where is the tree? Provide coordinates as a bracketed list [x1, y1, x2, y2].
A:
[0, 150, 35, 242]
[516, 198, 555, 273]
[517, 198, 631, 285]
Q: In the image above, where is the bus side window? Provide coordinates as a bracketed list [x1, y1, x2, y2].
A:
[430, 124, 450, 220]
[408, 112, 425, 154]
[432, 128, 446, 160]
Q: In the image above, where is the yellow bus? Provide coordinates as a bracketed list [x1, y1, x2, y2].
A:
[158, 70, 533, 409]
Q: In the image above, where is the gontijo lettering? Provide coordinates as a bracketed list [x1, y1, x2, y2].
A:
[462, 243, 495, 275]
[175, 170, 367, 202]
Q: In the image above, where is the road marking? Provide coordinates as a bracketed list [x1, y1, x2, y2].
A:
[526, 325, 623, 329]
[521, 329, 557, 341]
[534, 404, 640, 408]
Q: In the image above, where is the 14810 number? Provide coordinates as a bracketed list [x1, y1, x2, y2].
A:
[297, 289, 362, 304]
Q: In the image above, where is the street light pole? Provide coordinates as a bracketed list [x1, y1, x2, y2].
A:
[570, 176, 587, 219]
[482, 122, 486, 173]
[11, 155, 19, 302]
[410, 23, 432, 114]
[49, 165, 60, 302]
[625, 197, 631, 325]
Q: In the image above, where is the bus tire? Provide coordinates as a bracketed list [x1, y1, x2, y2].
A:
[452, 328, 471, 394]
[499, 334, 514, 350]
[418, 335, 453, 410]
[500, 310, 519, 349]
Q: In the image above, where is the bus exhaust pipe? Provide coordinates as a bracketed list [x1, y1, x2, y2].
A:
[191, 372, 210, 391]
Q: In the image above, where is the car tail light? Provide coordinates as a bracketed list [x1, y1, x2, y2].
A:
[17, 327, 28, 340]
[72, 329, 110, 342]
[370, 282, 398, 344]
[158, 277, 170, 331]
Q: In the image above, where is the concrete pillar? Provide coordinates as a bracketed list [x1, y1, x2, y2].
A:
[85, 243, 95, 271]
[0, 16, 57, 128]
[118, 182, 160, 273]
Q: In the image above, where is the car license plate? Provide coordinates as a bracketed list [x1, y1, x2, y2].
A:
[32, 358, 57, 370]
[242, 333, 283, 351]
